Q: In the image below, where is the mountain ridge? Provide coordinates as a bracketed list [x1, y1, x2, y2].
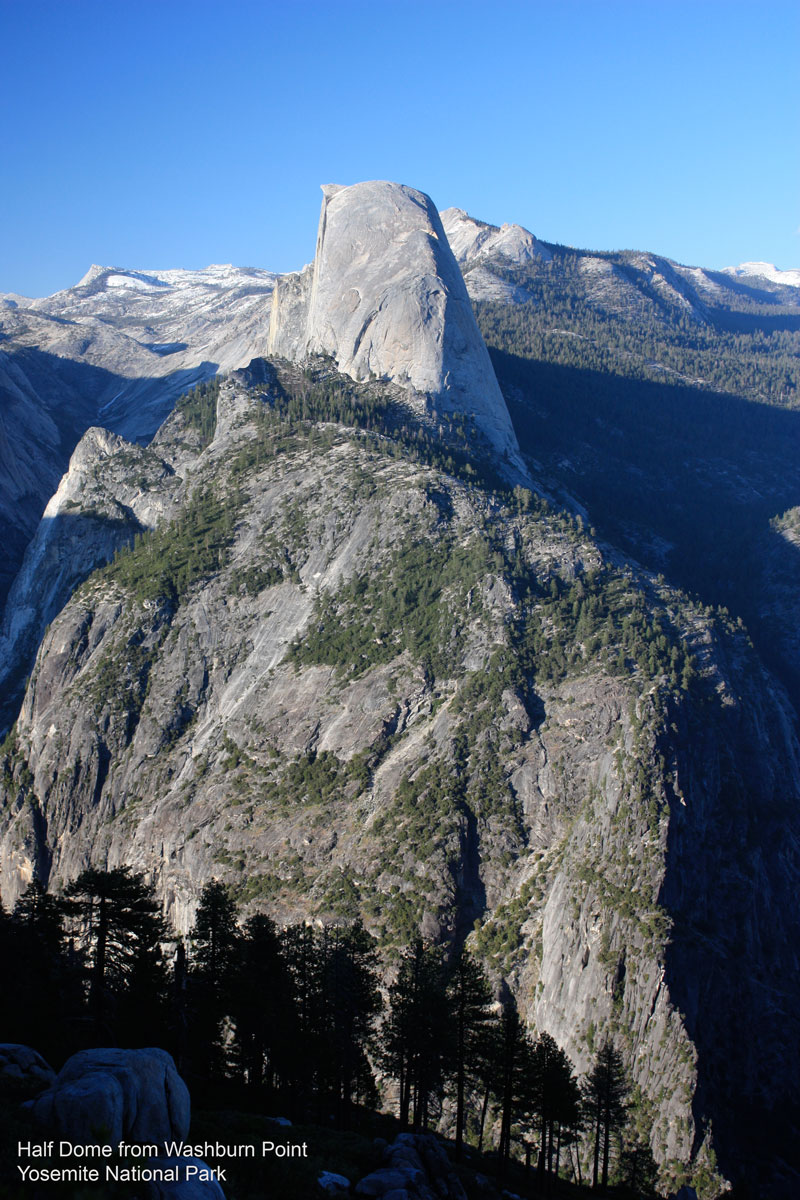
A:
[1, 180, 800, 1195]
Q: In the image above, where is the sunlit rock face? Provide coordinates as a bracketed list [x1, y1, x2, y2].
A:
[271, 180, 527, 479]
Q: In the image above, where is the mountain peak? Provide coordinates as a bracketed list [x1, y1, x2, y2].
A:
[440, 206, 550, 269]
[270, 179, 528, 479]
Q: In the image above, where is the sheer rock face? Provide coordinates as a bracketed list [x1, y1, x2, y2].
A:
[270, 181, 527, 479]
[0, 265, 278, 608]
[0, 424, 187, 713]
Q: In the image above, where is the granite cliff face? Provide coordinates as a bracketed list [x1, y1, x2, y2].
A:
[0, 184, 528, 604]
[1, 363, 799, 1193]
[269, 182, 527, 478]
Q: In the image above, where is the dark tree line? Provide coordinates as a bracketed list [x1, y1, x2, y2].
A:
[1, 872, 652, 1190]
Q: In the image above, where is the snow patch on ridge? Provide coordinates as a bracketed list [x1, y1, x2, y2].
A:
[723, 261, 800, 289]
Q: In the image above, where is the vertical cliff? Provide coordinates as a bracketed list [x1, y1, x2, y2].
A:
[269, 181, 527, 478]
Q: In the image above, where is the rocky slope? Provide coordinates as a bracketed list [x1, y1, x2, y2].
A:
[442, 206, 800, 323]
[0, 265, 278, 609]
[0, 364, 799, 1194]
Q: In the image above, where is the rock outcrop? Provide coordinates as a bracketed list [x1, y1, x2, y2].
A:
[0, 1043, 55, 1091]
[440, 207, 549, 303]
[31, 1047, 190, 1146]
[355, 1133, 467, 1199]
[0, 409, 195, 728]
[0, 265, 277, 610]
[269, 181, 527, 478]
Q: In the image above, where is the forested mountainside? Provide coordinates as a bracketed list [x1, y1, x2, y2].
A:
[1, 361, 799, 1195]
[439, 213, 800, 714]
[1, 184, 799, 1196]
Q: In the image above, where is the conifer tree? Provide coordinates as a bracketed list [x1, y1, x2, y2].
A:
[187, 880, 240, 1078]
[495, 991, 536, 1171]
[379, 939, 450, 1130]
[446, 949, 494, 1159]
[317, 921, 382, 1126]
[584, 1041, 628, 1191]
[64, 866, 167, 1042]
[230, 913, 292, 1096]
[281, 921, 325, 1114]
[2, 886, 79, 1059]
[528, 1031, 581, 1188]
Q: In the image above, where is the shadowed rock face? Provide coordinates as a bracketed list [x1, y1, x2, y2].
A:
[270, 181, 527, 479]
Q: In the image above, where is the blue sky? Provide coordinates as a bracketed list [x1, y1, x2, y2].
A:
[3, 0, 798, 296]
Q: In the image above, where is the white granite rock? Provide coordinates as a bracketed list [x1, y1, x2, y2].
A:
[0, 1043, 56, 1089]
[271, 180, 528, 481]
[31, 1047, 190, 1146]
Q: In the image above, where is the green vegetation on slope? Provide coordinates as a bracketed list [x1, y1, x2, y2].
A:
[477, 248, 800, 407]
[101, 485, 241, 604]
[175, 377, 220, 447]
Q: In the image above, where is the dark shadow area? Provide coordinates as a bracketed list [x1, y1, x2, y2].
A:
[493, 349, 800, 710]
[142, 341, 190, 355]
[452, 804, 487, 953]
[492, 348, 800, 1191]
[0, 509, 141, 735]
[658, 701, 800, 1196]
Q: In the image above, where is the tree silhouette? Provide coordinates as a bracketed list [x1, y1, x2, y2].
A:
[230, 913, 293, 1097]
[316, 921, 382, 1126]
[1, 885, 79, 1060]
[494, 990, 536, 1171]
[446, 949, 494, 1159]
[619, 1128, 660, 1197]
[64, 866, 167, 1042]
[187, 880, 240, 1079]
[281, 921, 325, 1115]
[379, 939, 450, 1130]
[584, 1040, 628, 1191]
[527, 1031, 582, 1189]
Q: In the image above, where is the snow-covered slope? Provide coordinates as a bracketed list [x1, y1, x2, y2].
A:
[723, 261, 800, 290]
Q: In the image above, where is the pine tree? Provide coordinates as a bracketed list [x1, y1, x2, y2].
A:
[492, 988, 537, 1173]
[64, 867, 167, 1043]
[281, 921, 325, 1115]
[230, 914, 292, 1097]
[584, 1041, 628, 1191]
[446, 949, 494, 1159]
[2, 886, 78, 1059]
[527, 1031, 581, 1189]
[379, 939, 450, 1130]
[316, 921, 382, 1126]
[187, 880, 240, 1079]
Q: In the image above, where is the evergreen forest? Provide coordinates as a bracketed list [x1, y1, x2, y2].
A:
[0, 873, 673, 1200]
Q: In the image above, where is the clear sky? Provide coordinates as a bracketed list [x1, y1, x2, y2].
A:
[2, 0, 798, 297]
